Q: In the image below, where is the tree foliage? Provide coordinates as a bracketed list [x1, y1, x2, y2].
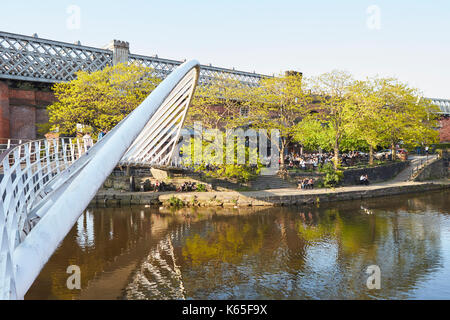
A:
[294, 72, 440, 166]
[186, 77, 248, 129]
[180, 132, 261, 182]
[306, 70, 356, 168]
[245, 72, 313, 167]
[47, 63, 161, 135]
[348, 77, 440, 161]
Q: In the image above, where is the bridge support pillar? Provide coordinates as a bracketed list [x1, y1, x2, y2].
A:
[0, 81, 10, 141]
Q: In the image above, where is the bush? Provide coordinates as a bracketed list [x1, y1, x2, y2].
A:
[315, 179, 325, 188]
[203, 164, 260, 183]
[432, 143, 450, 150]
[196, 184, 207, 192]
[321, 163, 344, 188]
[168, 196, 184, 208]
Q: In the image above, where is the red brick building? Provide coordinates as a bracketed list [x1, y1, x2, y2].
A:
[0, 81, 55, 140]
[439, 117, 450, 143]
[432, 98, 450, 143]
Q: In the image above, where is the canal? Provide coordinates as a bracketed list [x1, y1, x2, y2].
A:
[25, 190, 450, 300]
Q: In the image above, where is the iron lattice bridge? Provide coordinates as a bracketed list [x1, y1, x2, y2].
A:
[0, 31, 265, 86]
[1, 31, 448, 111]
[429, 98, 450, 115]
[0, 60, 200, 299]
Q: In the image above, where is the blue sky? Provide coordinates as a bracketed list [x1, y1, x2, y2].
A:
[1, 0, 449, 98]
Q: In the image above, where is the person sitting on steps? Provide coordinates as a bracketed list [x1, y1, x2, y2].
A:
[360, 174, 369, 185]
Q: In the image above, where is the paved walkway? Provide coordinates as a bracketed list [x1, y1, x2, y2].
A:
[184, 178, 450, 198]
[95, 156, 448, 207]
[155, 178, 449, 207]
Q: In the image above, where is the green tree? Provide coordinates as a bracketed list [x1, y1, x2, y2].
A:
[294, 116, 333, 151]
[47, 63, 161, 135]
[180, 132, 261, 182]
[186, 77, 249, 130]
[308, 70, 356, 169]
[365, 78, 439, 160]
[347, 77, 390, 164]
[246, 72, 313, 168]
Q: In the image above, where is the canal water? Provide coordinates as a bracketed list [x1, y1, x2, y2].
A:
[25, 190, 449, 300]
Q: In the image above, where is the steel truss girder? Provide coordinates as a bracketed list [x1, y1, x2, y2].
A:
[0, 31, 264, 86]
[429, 98, 450, 115]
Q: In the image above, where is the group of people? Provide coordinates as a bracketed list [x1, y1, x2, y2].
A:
[297, 178, 315, 190]
[143, 180, 203, 193]
[81, 129, 109, 151]
[176, 181, 198, 192]
[285, 151, 369, 170]
[341, 151, 368, 166]
[285, 152, 335, 170]
[151, 180, 177, 192]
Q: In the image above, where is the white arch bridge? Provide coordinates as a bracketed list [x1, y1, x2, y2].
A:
[0, 60, 200, 299]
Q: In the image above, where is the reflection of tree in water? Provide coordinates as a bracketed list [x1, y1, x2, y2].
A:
[182, 221, 266, 266]
[25, 190, 448, 300]
[329, 191, 445, 299]
[174, 191, 446, 299]
[296, 209, 340, 243]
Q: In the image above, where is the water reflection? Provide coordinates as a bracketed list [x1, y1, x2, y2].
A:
[26, 190, 450, 300]
[76, 211, 95, 249]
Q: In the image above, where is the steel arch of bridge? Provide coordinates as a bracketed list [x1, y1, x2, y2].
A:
[0, 60, 200, 299]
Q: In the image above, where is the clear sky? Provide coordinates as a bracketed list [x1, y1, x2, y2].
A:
[1, 0, 449, 98]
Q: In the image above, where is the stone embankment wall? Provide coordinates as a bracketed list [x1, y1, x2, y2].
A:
[414, 152, 449, 181]
[341, 161, 409, 185]
[287, 161, 409, 186]
[102, 175, 213, 192]
[102, 168, 249, 192]
[101, 161, 411, 195]
[91, 182, 449, 208]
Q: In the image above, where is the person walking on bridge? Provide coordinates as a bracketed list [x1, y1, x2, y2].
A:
[83, 132, 93, 150]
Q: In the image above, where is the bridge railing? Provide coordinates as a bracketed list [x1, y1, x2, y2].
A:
[0, 137, 87, 299]
[0, 139, 32, 157]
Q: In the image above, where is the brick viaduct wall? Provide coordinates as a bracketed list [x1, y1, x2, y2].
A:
[0, 81, 55, 140]
[439, 117, 450, 143]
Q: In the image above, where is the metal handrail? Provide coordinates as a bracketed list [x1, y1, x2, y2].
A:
[410, 155, 440, 178]
[0, 139, 32, 157]
[0, 137, 88, 299]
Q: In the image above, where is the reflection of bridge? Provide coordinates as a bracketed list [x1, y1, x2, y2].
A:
[0, 61, 200, 299]
[125, 230, 187, 300]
